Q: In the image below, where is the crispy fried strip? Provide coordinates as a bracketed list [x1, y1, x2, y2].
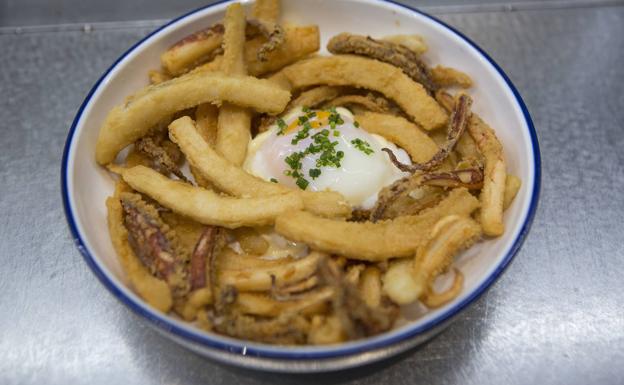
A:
[252, 0, 280, 22]
[421, 269, 464, 308]
[95, 72, 291, 165]
[248, 24, 319, 75]
[383, 94, 472, 172]
[291, 86, 346, 109]
[381, 34, 428, 55]
[371, 175, 424, 221]
[247, 19, 285, 62]
[319, 258, 398, 338]
[234, 287, 332, 317]
[275, 188, 479, 261]
[219, 251, 323, 291]
[359, 267, 382, 308]
[161, 24, 224, 76]
[326, 94, 390, 113]
[215, 3, 252, 166]
[412, 215, 481, 297]
[277, 55, 447, 130]
[148, 69, 171, 85]
[271, 275, 319, 299]
[217, 247, 293, 270]
[468, 115, 506, 236]
[169, 116, 351, 217]
[213, 311, 310, 344]
[120, 165, 304, 228]
[120, 193, 180, 281]
[382, 216, 480, 305]
[504, 174, 522, 210]
[190, 226, 220, 290]
[106, 190, 173, 312]
[135, 136, 188, 182]
[191, 103, 219, 188]
[381, 259, 419, 305]
[430, 66, 473, 89]
[422, 168, 484, 190]
[308, 315, 346, 344]
[356, 112, 439, 163]
[327, 33, 436, 92]
[192, 26, 320, 77]
[435, 91, 506, 235]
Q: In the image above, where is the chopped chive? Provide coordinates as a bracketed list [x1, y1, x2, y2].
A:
[296, 177, 309, 190]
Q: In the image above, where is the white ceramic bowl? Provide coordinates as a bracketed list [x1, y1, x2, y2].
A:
[62, 0, 540, 372]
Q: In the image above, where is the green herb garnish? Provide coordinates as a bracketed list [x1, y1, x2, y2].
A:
[351, 138, 374, 155]
[296, 177, 309, 190]
[276, 118, 287, 135]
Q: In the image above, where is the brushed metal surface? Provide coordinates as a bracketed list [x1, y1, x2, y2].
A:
[3, 0, 614, 27]
[1, 2, 623, 385]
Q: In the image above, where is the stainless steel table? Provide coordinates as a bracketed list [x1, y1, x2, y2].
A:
[1, 1, 623, 384]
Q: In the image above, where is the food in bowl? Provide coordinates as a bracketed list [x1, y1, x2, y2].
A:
[95, 0, 521, 345]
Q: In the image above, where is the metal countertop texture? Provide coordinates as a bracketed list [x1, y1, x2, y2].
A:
[1, 0, 623, 384]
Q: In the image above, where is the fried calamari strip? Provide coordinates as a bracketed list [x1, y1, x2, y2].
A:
[148, 69, 171, 85]
[190, 226, 222, 290]
[169, 116, 351, 217]
[422, 168, 484, 190]
[504, 174, 521, 210]
[192, 25, 320, 77]
[430, 66, 473, 89]
[359, 267, 382, 308]
[382, 94, 472, 172]
[381, 34, 428, 55]
[382, 215, 480, 305]
[435, 91, 507, 235]
[252, 0, 280, 22]
[120, 165, 304, 228]
[412, 216, 480, 304]
[213, 310, 310, 344]
[355, 112, 439, 163]
[319, 258, 397, 339]
[270, 275, 319, 299]
[371, 165, 482, 222]
[95, 72, 291, 165]
[325, 94, 391, 113]
[219, 251, 323, 291]
[234, 287, 332, 317]
[421, 269, 464, 308]
[327, 33, 437, 92]
[277, 55, 448, 130]
[135, 136, 188, 182]
[248, 25, 319, 75]
[247, 19, 285, 62]
[216, 3, 252, 166]
[468, 115, 506, 235]
[275, 188, 479, 261]
[191, 103, 219, 188]
[161, 24, 225, 75]
[121, 194, 177, 280]
[106, 187, 173, 312]
[120, 192, 190, 301]
[290, 86, 346, 109]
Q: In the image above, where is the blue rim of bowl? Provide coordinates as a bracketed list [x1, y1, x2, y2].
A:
[61, 0, 541, 361]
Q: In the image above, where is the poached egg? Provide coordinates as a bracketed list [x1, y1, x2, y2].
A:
[244, 107, 411, 209]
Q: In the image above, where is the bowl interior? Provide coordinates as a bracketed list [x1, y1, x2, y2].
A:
[64, 0, 537, 358]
